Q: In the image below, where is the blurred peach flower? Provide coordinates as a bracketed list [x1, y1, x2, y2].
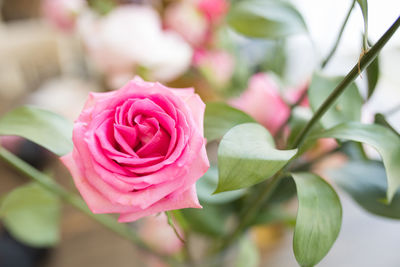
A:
[42, 0, 85, 32]
[78, 5, 192, 88]
[164, 0, 228, 48]
[230, 73, 290, 135]
[193, 49, 235, 88]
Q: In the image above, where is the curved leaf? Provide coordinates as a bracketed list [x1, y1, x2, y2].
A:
[227, 0, 306, 39]
[204, 102, 255, 142]
[330, 161, 400, 219]
[0, 183, 61, 247]
[308, 122, 400, 202]
[0, 106, 73, 156]
[216, 123, 297, 193]
[292, 172, 342, 267]
[308, 73, 363, 128]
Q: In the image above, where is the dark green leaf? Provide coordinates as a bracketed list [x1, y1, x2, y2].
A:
[227, 0, 307, 39]
[308, 73, 363, 128]
[0, 183, 61, 247]
[204, 102, 255, 142]
[366, 54, 379, 98]
[0, 106, 73, 156]
[216, 123, 297, 192]
[308, 122, 400, 202]
[330, 161, 400, 219]
[356, 0, 369, 49]
[292, 172, 342, 267]
[197, 166, 246, 204]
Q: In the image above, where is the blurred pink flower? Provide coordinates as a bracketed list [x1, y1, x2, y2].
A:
[193, 49, 235, 88]
[42, 0, 85, 32]
[230, 73, 290, 135]
[197, 0, 229, 23]
[164, 1, 209, 47]
[78, 5, 192, 88]
[138, 213, 183, 255]
[164, 0, 228, 48]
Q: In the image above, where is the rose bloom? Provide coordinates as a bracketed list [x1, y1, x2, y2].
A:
[230, 73, 290, 135]
[61, 77, 209, 222]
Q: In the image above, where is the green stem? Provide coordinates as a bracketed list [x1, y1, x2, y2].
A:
[0, 146, 171, 262]
[292, 15, 400, 149]
[218, 14, 400, 252]
[321, 0, 356, 69]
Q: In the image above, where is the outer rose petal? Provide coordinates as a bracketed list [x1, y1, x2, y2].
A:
[118, 186, 201, 222]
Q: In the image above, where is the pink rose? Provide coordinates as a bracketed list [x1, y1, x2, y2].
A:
[230, 73, 290, 135]
[61, 77, 209, 222]
[284, 82, 310, 107]
[42, 0, 85, 32]
[197, 0, 229, 23]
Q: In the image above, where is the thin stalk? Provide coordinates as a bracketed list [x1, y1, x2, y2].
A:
[0, 146, 172, 262]
[292, 15, 400, 149]
[321, 0, 356, 69]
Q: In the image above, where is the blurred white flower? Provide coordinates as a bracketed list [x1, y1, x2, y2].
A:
[78, 5, 193, 88]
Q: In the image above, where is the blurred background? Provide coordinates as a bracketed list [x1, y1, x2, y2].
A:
[0, 0, 399, 266]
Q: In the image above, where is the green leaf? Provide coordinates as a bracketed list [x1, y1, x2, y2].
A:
[216, 123, 297, 193]
[204, 102, 255, 142]
[292, 172, 342, 267]
[374, 113, 399, 137]
[308, 122, 400, 202]
[0, 183, 61, 247]
[0, 106, 73, 156]
[181, 204, 229, 237]
[235, 235, 260, 267]
[308, 73, 363, 129]
[356, 0, 369, 49]
[330, 161, 400, 219]
[227, 0, 307, 39]
[197, 166, 247, 204]
[366, 54, 379, 98]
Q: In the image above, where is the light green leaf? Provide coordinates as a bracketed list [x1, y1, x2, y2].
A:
[292, 172, 342, 267]
[308, 73, 363, 128]
[204, 102, 255, 142]
[356, 0, 369, 49]
[0, 183, 61, 247]
[0, 106, 73, 156]
[330, 161, 400, 219]
[235, 235, 260, 267]
[308, 122, 400, 202]
[227, 0, 307, 39]
[197, 166, 246, 204]
[216, 123, 297, 193]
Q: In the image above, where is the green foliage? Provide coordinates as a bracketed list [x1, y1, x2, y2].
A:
[0, 183, 61, 247]
[356, 0, 369, 49]
[308, 122, 400, 201]
[197, 166, 247, 204]
[216, 123, 297, 192]
[181, 203, 229, 237]
[0, 106, 73, 156]
[204, 102, 255, 142]
[330, 161, 400, 219]
[366, 54, 380, 98]
[374, 113, 399, 137]
[308, 73, 363, 129]
[292, 172, 342, 267]
[227, 0, 306, 39]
